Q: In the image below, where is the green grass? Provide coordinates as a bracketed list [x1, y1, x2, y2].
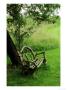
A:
[7, 48, 60, 86]
[23, 22, 60, 51]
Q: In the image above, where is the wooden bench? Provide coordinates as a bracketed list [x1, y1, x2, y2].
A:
[19, 46, 47, 75]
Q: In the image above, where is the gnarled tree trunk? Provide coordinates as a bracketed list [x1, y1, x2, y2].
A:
[7, 31, 21, 66]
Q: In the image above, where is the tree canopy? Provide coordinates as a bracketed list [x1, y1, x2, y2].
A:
[7, 4, 60, 23]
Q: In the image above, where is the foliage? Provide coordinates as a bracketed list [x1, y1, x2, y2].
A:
[25, 4, 60, 23]
[7, 4, 24, 50]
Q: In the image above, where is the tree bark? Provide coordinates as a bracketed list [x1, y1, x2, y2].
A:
[7, 31, 21, 66]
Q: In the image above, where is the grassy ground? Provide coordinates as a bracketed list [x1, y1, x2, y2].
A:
[7, 21, 60, 86]
[7, 48, 60, 86]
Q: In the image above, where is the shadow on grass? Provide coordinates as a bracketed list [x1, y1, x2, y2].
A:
[7, 63, 51, 86]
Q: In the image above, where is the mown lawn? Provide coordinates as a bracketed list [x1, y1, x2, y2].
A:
[7, 48, 60, 86]
[7, 21, 60, 86]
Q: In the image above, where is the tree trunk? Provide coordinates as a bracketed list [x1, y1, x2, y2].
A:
[7, 31, 21, 66]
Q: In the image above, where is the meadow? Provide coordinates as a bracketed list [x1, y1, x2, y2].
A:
[7, 20, 60, 86]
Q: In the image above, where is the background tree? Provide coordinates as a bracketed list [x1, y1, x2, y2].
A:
[7, 4, 60, 51]
[23, 4, 60, 23]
